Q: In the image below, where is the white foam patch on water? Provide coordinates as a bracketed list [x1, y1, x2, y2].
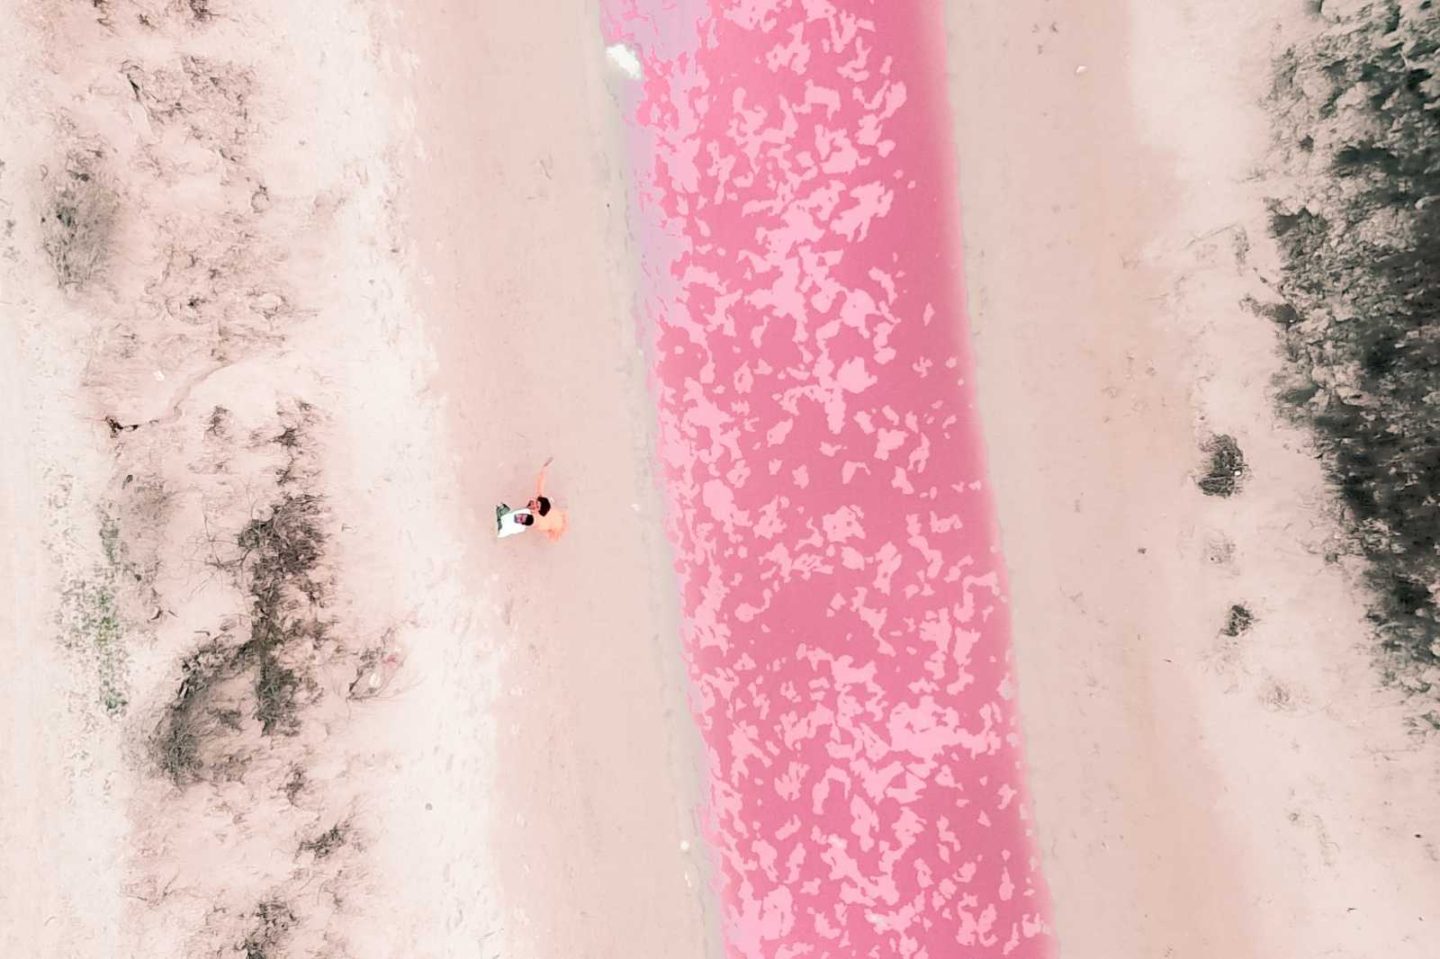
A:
[606, 43, 643, 80]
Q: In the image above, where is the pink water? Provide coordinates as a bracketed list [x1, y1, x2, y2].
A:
[603, 2, 1054, 955]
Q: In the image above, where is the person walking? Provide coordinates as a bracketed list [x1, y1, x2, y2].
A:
[496, 459, 567, 542]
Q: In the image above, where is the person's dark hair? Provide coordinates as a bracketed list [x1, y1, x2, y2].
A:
[516, 512, 535, 526]
[535, 495, 552, 516]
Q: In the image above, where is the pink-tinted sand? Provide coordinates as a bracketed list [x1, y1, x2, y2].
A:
[604, 2, 1054, 955]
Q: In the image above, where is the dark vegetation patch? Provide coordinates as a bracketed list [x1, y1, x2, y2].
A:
[105, 415, 141, 436]
[271, 409, 318, 486]
[282, 764, 306, 804]
[236, 492, 327, 735]
[152, 463, 330, 784]
[206, 405, 231, 438]
[1198, 434, 1249, 497]
[1223, 603, 1257, 638]
[86, 0, 113, 28]
[298, 822, 349, 860]
[241, 898, 295, 959]
[39, 147, 119, 290]
[1265, 0, 1440, 693]
[237, 493, 325, 604]
[151, 640, 246, 785]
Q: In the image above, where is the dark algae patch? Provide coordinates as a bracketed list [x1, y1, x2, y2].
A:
[1266, 0, 1439, 694]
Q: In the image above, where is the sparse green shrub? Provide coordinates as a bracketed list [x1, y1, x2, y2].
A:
[238, 492, 325, 605]
[252, 650, 300, 735]
[60, 578, 128, 716]
[282, 764, 306, 804]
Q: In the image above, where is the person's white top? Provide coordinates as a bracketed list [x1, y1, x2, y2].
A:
[498, 508, 534, 539]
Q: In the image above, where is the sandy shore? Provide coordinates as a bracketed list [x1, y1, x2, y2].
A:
[379, 2, 719, 957]
[947, 1, 1440, 956]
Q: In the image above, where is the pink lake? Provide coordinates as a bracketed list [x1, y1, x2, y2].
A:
[603, 2, 1054, 955]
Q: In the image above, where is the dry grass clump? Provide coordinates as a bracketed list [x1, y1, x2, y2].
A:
[39, 148, 119, 290]
[1197, 434, 1249, 497]
[298, 822, 349, 860]
[152, 487, 330, 783]
[151, 640, 245, 784]
[241, 898, 295, 959]
[122, 56, 256, 160]
[236, 492, 327, 735]
[1222, 603, 1257, 638]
